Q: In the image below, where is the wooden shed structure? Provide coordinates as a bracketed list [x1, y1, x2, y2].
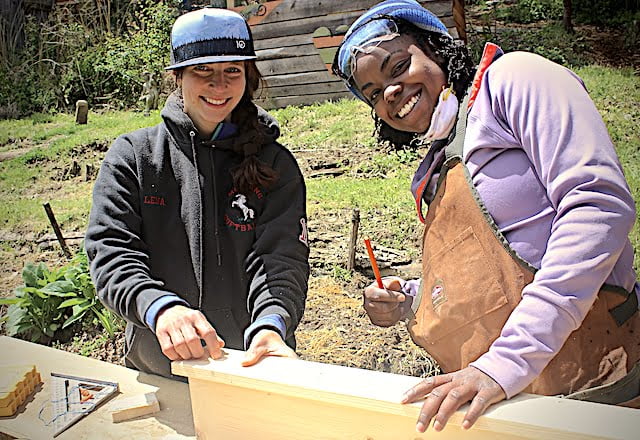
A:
[224, 0, 465, 109]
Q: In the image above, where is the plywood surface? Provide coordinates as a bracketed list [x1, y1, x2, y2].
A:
[0, 336, 194, 439]
[173, 348, 639, 440]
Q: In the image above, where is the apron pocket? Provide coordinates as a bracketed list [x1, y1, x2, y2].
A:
[419, 226, 510, 343]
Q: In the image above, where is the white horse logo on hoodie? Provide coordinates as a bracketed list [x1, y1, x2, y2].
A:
[231, 194, 254, 221]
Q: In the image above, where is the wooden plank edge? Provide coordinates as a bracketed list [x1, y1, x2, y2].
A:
[172, 349, 638, 440]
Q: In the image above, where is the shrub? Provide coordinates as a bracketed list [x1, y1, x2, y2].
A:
[468, 23, 590, 67]
[0, 0, 179, 116]
[574, 0, 640, 27]
[496, 0, 564, 24]
[0, 251, 121, 344]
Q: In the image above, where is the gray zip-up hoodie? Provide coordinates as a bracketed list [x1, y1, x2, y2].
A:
[85, 92, 309, 379]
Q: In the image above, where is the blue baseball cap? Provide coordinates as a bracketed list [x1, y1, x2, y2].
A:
[166, 8, 256, 70]
[334, 0, 451, 102]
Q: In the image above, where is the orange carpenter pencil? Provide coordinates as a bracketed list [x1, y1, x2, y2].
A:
[364, 238, 384, 288]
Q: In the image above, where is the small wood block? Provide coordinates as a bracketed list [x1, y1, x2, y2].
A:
[108, 392, 160, 423]
[0, 365, 41, 417]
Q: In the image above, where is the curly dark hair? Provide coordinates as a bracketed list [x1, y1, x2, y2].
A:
[372, 20, 476, 149]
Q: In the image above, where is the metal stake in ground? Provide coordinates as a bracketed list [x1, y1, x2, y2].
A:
[43, 202, 72, 260]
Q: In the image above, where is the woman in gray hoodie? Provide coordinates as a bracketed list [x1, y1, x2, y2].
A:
[85, 8, 309, 380]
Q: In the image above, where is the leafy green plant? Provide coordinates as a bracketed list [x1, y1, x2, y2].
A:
[496, 0, 563, 24]
[0, 262, 67, 343]
[57, 251, 121, 337]
[0, 251, 121, 343]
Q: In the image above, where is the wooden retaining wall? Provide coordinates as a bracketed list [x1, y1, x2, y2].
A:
[229, 0, 459, 109]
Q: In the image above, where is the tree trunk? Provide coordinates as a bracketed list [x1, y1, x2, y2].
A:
[563, 0, 574, 34]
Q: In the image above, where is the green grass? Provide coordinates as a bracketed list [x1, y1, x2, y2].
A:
[0, 65, 637, 269]
[0, 110, 159, 153]
[307, 173, 412, 211]
[577, 65, 640, 271]
[271, 98, 376, 150]
[0, 110, 161, 234]
[307, 170, 423, 254]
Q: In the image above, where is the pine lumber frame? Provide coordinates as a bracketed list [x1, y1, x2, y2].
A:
[172, 349, 638, 440]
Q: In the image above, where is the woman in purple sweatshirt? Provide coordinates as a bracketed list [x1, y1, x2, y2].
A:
[333, 0, 640, 433]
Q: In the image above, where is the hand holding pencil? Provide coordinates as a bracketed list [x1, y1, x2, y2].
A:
[362, 238, 407, 328]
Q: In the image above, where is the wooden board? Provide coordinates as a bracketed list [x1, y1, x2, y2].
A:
[262, 80, 348, 98]
[257, 43, 316, 61]
[257, 54, 326, 76]
[173, 348, 640, 440]
[261, 71, 341, 88]
[256, 0, 452, 25]
[235, 0, 458, 108]
[109, 392, 160, 423]
[0, 336, 194, 439]
[256, 92, 353, 109]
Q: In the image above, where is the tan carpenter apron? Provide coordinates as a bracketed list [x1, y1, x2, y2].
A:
[406, 101, 640, 402]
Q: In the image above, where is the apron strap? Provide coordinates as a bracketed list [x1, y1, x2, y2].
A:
[444, 92, 471, 163]
[414, 91, 471, 222]
[607, 286, 639, 326]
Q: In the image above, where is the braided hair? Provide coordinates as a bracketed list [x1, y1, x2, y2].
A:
[229, 61, 279, 194]
[375, 19, 476, 149]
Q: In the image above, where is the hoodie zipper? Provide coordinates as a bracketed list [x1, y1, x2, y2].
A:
[209, 147, 222, 267]
[189, 131, 205, 309]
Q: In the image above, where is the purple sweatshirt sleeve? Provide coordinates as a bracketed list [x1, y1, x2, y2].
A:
[467, 52, 637, 397]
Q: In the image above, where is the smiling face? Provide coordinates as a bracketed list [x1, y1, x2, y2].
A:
[177, 62, 247, 137]
[352, 34, 446, 134]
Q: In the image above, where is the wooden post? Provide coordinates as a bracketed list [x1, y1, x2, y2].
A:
[453, 0, 466, 43]
[75, 100, 88, 124]
[173, 349, 640, 439]
[42, 202, 72, 260]
[347, 208, 359, 271]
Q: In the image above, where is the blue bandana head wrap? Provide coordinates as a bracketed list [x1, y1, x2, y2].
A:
[333, 0, 451, 102]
